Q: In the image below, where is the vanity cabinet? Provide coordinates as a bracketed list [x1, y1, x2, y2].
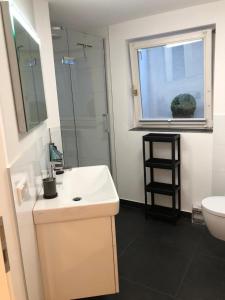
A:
[35, 216, 119, 300]
[33, 166, 119, 300]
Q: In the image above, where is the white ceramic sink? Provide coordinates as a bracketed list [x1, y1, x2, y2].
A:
[33, 165, 119, 224]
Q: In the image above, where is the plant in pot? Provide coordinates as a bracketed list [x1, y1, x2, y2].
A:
[171, 93, 196, 118]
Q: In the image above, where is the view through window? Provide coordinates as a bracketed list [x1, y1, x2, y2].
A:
[129, 29, 213, 129]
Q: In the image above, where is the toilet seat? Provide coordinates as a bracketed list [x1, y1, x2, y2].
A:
[202, 196, 225, 218]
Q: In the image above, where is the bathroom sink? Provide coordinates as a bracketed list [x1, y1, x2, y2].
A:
[33, 165, 119, 224]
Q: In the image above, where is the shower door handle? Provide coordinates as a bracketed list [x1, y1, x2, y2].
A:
[62, 57, 76, 65]
[102, 113, 110, 133]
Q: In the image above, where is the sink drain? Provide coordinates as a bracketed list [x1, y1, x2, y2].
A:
[73, 197, 82, 202]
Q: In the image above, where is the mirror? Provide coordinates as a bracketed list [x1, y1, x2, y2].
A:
[29, 38, 47, 123]
[14, 18, 39, 130]
[0, 2, 47, 134]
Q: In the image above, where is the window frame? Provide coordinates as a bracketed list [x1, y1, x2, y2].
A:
[129, 29, 213, 130]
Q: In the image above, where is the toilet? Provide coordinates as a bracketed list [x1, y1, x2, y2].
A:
[202, 196, 225, 241]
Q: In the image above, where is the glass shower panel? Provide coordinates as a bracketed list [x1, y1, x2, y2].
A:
[68, 31, 111, 167]
[52, 28, 78, 167]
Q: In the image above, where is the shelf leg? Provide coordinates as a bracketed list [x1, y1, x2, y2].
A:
[178, 189, 181, 212]
[150, 142, 154, 209]
[178, 138, 181, 161]
[145, 192, 148, 219]
[178, 166, 181, 212]
[143, 139, 148, 219]
[149, 141, 154, 215]
[172, 140, 176, 187]
[150, 141, 153, 159]
[172, 192, 176, 211]
[151, 192, 155, 206]
[172, 140, 177, 213]
[178, 138, 181, 212]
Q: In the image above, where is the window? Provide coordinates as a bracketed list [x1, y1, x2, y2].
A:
[129, 29, 213, 130]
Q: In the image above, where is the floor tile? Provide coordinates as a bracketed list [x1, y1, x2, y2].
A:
[198, 227, 225, 261]
[118, 233, 192, 296]
[141, 217, 203, 256]
[79, 206, 225, 300]
[177, 254, 225, 300]
[84, 278, 173, 300]
[115, 205, 146, 256]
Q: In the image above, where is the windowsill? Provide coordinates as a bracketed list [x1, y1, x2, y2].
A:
[129, 127, 213, 133]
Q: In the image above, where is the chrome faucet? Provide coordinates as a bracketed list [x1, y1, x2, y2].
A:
[49, 142, 64, 175]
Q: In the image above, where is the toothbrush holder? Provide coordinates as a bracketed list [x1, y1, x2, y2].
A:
[43, 177, 57, 199]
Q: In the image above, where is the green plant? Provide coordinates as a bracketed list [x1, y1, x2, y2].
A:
[171, 93, 196, 118]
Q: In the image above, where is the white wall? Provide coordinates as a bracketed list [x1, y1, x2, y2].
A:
[11, 0, 35, 27]
[0, 0, 60, 299]
[109, 0, 225, 212]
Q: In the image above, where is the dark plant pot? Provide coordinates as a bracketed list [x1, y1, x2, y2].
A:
[172, 111, 195, 118]
[171, 93, 196, 119]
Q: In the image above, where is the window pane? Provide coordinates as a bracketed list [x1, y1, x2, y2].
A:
[138, 39, 204, 120]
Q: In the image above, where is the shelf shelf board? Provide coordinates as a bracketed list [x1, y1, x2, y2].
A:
[147, 205, 180, 222]
[143, 133, 180, 142]
[146, 182, 180, 195]
[145, 158, 180, 169]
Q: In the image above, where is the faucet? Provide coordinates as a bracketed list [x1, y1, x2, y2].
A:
[49, 142, 64, 175]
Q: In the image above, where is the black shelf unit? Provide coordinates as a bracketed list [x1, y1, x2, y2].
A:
[143, 133, 181, 222]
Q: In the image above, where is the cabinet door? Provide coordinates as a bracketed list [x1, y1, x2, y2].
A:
[36, 217, 117, 300]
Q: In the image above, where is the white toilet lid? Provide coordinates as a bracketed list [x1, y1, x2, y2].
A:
[202, 196, 225, 217]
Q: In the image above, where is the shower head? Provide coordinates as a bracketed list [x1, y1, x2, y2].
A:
[75, 43, 93, 59]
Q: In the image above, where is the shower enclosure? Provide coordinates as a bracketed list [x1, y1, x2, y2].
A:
[52, 28, 111, 168]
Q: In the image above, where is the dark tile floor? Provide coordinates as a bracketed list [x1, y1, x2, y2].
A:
[85, 205, 225, 300]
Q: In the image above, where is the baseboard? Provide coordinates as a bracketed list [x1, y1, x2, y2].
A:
[120, 199, 144, 209]
[120, 199, 192, 219]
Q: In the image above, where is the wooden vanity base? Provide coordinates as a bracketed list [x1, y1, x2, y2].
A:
[36, 216, 119, 300]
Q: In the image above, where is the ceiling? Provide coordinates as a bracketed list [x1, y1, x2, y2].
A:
[49, 0, 220, 31]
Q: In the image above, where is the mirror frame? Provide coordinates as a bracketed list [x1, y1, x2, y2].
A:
[0, 2, 47, 135]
